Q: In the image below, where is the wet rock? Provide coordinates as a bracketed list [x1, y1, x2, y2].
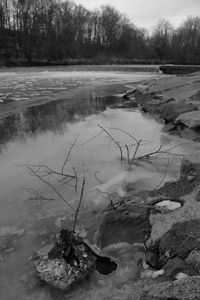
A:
[163, 257, 186, 278]
[140, 269, 165, 279]
[151, 269, 165, 279]
[196, 190, 200, 201]
[185, 250, 200, 274]
[176, 110, 200, 129]
[149, 160, 200, 199]
[96, 204, 150, 248]
[122, 89, 137, 99]
[154, 200, 181, 213]
[156, 101, 197, 122]
[159, 219, 200, 260]
[117, 100, 138, 108]
[175, 272, 188, 280]
[141, 97, 175, 114]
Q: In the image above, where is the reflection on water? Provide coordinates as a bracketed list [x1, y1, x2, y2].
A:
[0, 94, 118, 152]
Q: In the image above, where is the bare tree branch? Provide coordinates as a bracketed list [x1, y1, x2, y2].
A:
[61, 139, 76, 174]
[98, 124, 123, 160]
[72, 177, 86, 235]
[27, 166, 75, 211]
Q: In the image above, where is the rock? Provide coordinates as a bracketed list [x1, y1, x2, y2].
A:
[141, 98, 175, 114]
[146, 219, 200, 270]
[140, 269, 164, 279]
[95, 204, 150, 248]
[140, 269, 153, 279]
[176, 110, 200, 129]
[155, 200, 181, 212]
[151, 269, 165, 279]
[159, 219, 200, 260]
[157, 101, 197, 122]
[175, 110, 200, 128]
[164, 257, 186, 277]
[149, 159, 200, 199]
[196, 190, 200, 201]
[122, 89, 137, 99]
[185, 250, 200, 274]
[175, 272, 188, 280]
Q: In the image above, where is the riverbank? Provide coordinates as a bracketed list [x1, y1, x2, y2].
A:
[1, 69, 200, 299]
[114, 70, 200, 299]
[32, 71, 200, 299]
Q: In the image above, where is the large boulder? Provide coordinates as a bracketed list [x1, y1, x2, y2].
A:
[146, 219, 200, 269]
[157, 101, 197, 122]
[176, 110, 200, 129]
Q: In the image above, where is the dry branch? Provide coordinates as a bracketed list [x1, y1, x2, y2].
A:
[98, 124, 123, 160]
[27, 166, 75, 211]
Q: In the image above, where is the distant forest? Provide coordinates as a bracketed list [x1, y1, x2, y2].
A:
[0, 0, 200, 66]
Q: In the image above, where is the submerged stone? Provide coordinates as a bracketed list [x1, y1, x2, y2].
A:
[96, 204, 150, 248]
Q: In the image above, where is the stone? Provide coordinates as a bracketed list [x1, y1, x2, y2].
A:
[155, 200, 181, 212]
[175, 110, 200, 129]
[185, 250, 200, 274]
[95, 204, 150, 248]
[157, 101, 197, 122]
[141, 97, 175, 114]
[196, 190, 200, 201]
[164, 257, 186, 277]
[175, 272, 188, 280]
[151, 269, 165, 279]
[159, 219, 200, 260]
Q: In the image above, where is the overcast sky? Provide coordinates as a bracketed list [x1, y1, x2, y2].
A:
[75, 0, 200, 29]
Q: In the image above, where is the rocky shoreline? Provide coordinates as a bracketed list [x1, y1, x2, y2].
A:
[2, 71, 200, 299]
[33, 71, 200, 299]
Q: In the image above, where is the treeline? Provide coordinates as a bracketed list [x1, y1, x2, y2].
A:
[0, 0, 200, 66]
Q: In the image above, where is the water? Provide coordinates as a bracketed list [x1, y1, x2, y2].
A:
[0, 67, 200, 300]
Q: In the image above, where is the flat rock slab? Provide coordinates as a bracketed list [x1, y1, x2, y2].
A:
[96, 204, 150, 248]
[176, 110, 200, 128]
[156, 101, 197, 122]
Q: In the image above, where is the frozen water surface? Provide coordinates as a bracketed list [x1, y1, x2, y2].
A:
[0, 66, 200, 299]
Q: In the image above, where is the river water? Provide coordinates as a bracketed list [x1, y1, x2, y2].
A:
[0, 66, 200, 300]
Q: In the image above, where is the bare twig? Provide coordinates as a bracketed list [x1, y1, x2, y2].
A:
[61, 139, 76, 174]
[110, 127, 138, 142]
[98, 124, 123, 160]
[153, 158, 170, 190]
[125, 144, 130, 165]
[137, 144, 163, 160]
[19, 164, 76, 179]
[78, 130, 104, 146]
[131, 139, 142, 162]
[94, 171, 104, 184]
[98, 190, 116, 209]
[72, 177, 86, 234]
[73, 167, 78, 191]
[27, 166, 75, 211]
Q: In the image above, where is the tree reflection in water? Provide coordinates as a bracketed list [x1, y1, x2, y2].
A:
[0, 94, 118, 153]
